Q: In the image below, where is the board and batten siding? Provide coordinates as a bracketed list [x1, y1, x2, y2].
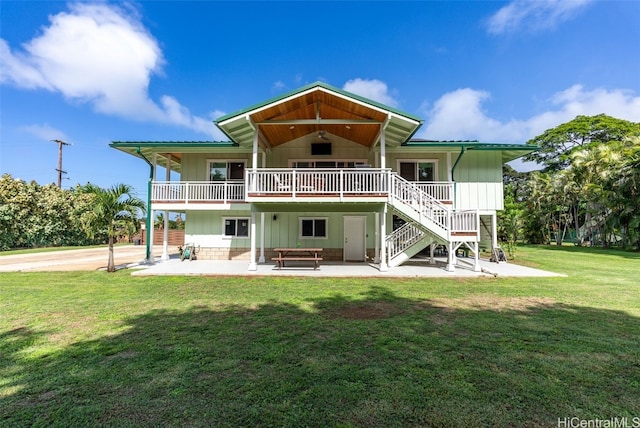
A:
[453, 150, 503, 211]
[185, 210, 378, 250]
[384, 152, 449, 181]
[267, 137, 375, 167]
[180, 152, 252, 182]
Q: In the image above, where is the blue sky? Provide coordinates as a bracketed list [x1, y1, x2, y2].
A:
[1, 1, 639, 199]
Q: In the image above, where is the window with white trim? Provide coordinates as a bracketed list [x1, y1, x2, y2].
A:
[398, 160, 438, 182]
[290, 160, 368, 169]
[208, 160, 246, 181]
[223, 218, 249, 238]
[299, 217, 328, 239]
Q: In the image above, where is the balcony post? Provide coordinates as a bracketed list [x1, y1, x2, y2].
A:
[161, 155, 171, 260]
[259, 152, 266, 263]
[249, 208, 257, 271]
[374, 212, 380, 263]
[292, 169, 297, 198]
[379, 205, 388, 272]
[380, 124, 386, 170]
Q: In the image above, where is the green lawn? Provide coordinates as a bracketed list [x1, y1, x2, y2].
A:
[1, 246, 638, 427]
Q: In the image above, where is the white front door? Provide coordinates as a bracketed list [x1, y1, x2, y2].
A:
[343, 216, 366, 262]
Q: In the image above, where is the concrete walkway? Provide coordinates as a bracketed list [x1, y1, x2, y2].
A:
[131, 255, 564, 278]
[0, 245, 164, 272]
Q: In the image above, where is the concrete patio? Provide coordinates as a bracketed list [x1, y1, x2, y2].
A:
[130, 255, 564, 278]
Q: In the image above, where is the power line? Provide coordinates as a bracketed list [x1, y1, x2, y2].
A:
[51, 139, 70, 188]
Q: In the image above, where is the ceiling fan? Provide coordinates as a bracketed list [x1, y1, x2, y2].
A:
[317, 130, 331, 141]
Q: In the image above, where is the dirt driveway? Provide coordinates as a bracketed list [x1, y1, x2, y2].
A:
[0, 245, 168, 272]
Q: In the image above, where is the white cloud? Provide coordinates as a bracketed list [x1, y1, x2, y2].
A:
[20, 124, 69, 142]
[419, 85, 640, 144]
[272, 81, 287, 92]
[486, 0, 593, 35]
[343, 78, 399, 108]
[0, 3, 218, 138]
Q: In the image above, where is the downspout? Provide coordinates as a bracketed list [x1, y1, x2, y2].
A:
[137, 147, 154, 263]
[450, 146, 466, 209]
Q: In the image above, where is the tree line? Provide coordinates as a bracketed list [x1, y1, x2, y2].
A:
[0, 175, 145, 253]
[499, 114, 640, 252]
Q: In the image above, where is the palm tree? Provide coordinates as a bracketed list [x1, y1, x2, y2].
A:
[155, 212, 165, 230]
[82, 183, 146, 272]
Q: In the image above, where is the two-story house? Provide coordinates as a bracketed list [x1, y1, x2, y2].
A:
[111, 82, 535, 272]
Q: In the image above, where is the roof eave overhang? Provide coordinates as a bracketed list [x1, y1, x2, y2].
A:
[110, 141, 241, 172]
[402, 140, 540, 163]
[215, 82, 423, 148]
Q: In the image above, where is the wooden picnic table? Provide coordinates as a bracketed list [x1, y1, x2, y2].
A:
[272, 248, 323, 270]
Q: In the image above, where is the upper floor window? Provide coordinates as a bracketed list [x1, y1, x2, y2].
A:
[398, 161, 438, 182]
[208, 160, 245, 181]
[290, 160, 368, 169]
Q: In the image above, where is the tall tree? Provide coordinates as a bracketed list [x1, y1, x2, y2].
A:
[81, 183, 146, 272]
[524, 114, 640, 171]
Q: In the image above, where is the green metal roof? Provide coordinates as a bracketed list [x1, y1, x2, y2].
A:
[110, 141, 237, 148]
[404, 139, 539, 163]
[110, 141, 239, 172]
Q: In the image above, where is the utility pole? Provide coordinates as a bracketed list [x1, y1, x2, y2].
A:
[51, 139, 70, 188]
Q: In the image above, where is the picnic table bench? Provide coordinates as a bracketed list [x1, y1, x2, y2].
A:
[272, 248, 323, 270]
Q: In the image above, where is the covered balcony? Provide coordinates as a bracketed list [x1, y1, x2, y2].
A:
[150, 168, 454, 205]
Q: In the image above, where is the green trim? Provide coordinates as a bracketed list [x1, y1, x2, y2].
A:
[110, 141, 237, 148]
[404, 140, 539, 150]
[451, 147, 466, 182]
[136, 147, 154, 263]
[215, 81, 423, 125]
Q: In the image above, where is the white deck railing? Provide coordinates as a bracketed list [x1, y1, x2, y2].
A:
[414, 182, 453, 204]
[151, 172, 470, 230]
[152, 181, 245, 203]
[246, 168, 389, 197]
[451, 210, 478, 234]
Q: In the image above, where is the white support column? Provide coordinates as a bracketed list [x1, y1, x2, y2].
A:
[429, 240, 436, 265]
[248, 123, 258, 271]
[374, 212, 380, 263]
[252, 125, 259, 171]
[473, 242, 481, 272]
[249, 209, 257, 271]
[161, 154, 171, 260]
[445, 242, 455, 272]
[379, 206, 388, 272]
[162, 213, 169, 260]
[491, 211, 498, 249]
[259, 152, 266, 264]
[380, 126, 386, 170]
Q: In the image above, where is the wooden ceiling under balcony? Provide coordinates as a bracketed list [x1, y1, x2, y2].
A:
[252, 90, 388, 148]
[216, 83, 423, 150]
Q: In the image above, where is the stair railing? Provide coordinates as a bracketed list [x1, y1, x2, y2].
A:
[385, 222, 426, 262]
[389, 173, 451, 231]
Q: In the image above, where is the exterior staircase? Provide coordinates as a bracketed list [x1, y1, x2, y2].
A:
[386, 174, 479, 268]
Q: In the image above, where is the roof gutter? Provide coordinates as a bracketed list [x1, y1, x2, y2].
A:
[136, 146, 154, 263]
[451, 146, 467, 182]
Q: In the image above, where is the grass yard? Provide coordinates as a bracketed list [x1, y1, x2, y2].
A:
[1, 246, 639, 427]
